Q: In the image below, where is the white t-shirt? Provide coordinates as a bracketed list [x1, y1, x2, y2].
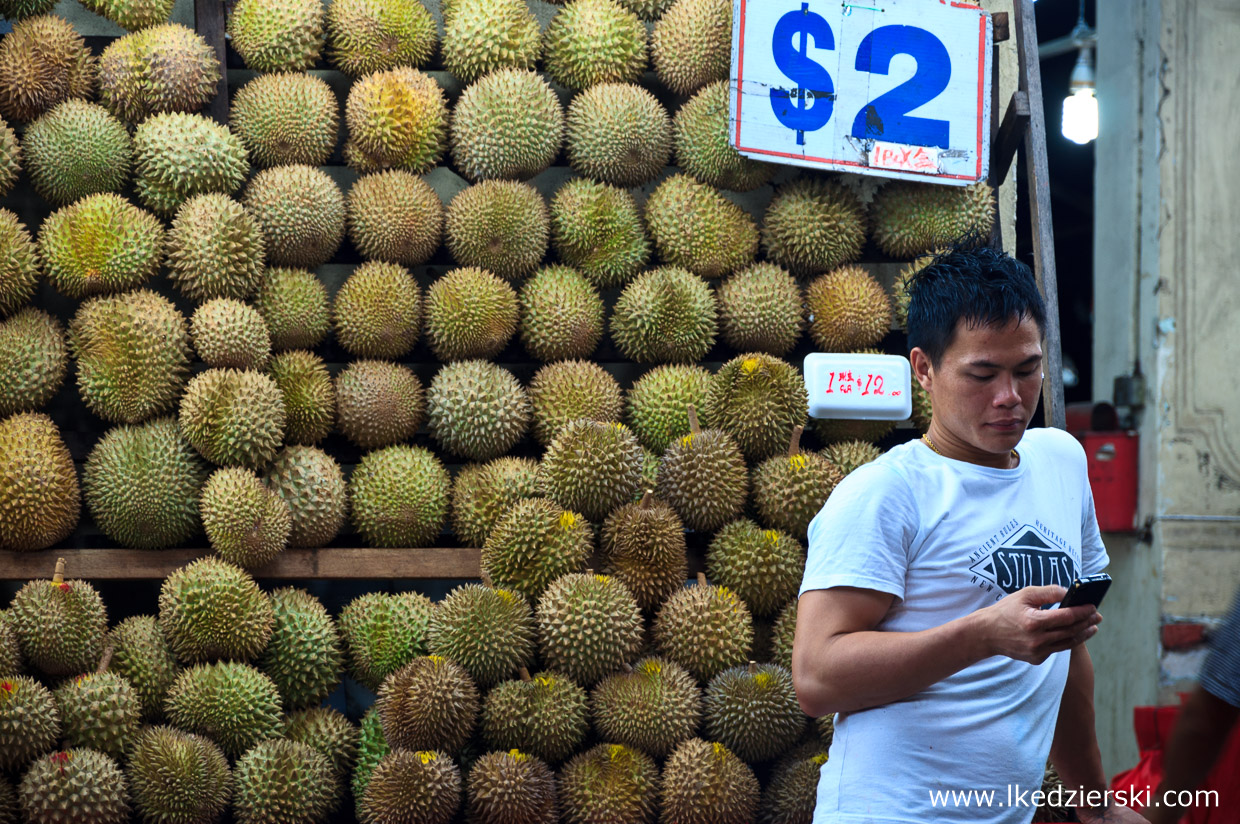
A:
[799, 427, 1109, 824]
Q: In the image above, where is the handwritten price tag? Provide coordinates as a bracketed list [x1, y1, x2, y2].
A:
[804, 352, 912, 420]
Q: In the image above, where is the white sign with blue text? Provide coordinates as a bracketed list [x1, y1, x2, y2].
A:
[729, 0, 992, 185]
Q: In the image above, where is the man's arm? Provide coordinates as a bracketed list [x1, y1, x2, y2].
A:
[1143, 686, 1239, 824]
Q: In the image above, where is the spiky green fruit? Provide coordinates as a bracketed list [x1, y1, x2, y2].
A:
[360, 749, 460, 824]
[190, 298, 270, 370]
[518, 265, 605, 362]
[625, 365, 711, 454]
[244, 164, 344, 268]
[333, 261, 422, 359]
[675, 80, 773, 191]
[97, 24, 219, 124]
[427, 360, 530, 461]
[601, 493, 687, 612]
[230, 73, 337, 168]
[717, 263, 804, 356]
[0, 778, 13, 824]
[253, 268, 331, 351]
[656, 411, 747, 532]
[651, 0, 730, 95]
[465, 750, 556, 824]
[559, 743, 659, 824]
[537, 572, 643, 686]
[481, 498, 592, 603]
[655, 578, 753, 683]
[39, 193, 164, 299]
[107, 615, 180, 722]
[0, 677, 60, 771]
[0, 612, 21, 674]
[441, 0, 540, 84]
[912, 379, 932, 432]
[705, 663, 805, 763]
[813, 415, 895, 445]
[227, 0, 324, 73]
[0, 414, 80, 552]
[200, 467, 291, 569]
[646, 174, 758, 279]
[549, 179, 649, 290]
[450, 69, 563, 181]
[0, 118, 17, 199]
[344, 67, 447, 173]
[84, 417, 208, 549]
[428, 584, 536, 689]
[339, 591, 434, 691]
[805, 265, 892, 352]
[19, 749, 130, 824]
[821, 440, 881, 476]
[353, 708, 389, 818]
[0, 15, 95, 124]
[283, 706, 358, 785]
[892, 252, 938, 330]
[481, 670, 588, 763]
[0, 211, 39, 317]
[539, 420, 644, 522]
[529, 361, 623, 446]
[133, 113, 249, 217]
[158, 557, 274, 663]
[53, 672, 140, 762]
[168, 195, 265, 302]
[334, 359, 420, 449]
[768, 599, 797, 670]
[871, 181, 996, 257]
[347, 169, 443, 266]
[23, 101, 131, 206]
[565, 84, 670, 188]
[126, 726, 231, 824]
[263, 445, 348, 548]
[661, 738, 759, 824]
[445, 180, 548, 281]
[10, 574, 105, 677]
[0, 308, 66, 417]
[611, 266, 718, 363]
[751, 431, 841, 541]
[349, 445, 450, 547]
[178, 368, 286, 468]
[545, 0, 646, 91]
[424, 267, 517, 362]
[451, 457, 539, 547]
[164, 661, 282, 758]
[760, 742, 830, 824]
[704, 353, 808, 462]
[326, 0, 436, 77]
[79, 0, 176, 31]
[259, 588, 342, 709]
[378, 656, 479, 753]
[234, 738, 336, 824]
[269, 350, 335, 445]
[762, 178, 866, 275]
[0, 0, 54, 22]
[591, 656, 700, 758]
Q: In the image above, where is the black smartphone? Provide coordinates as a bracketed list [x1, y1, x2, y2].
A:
[1058, 573, 1112, 609]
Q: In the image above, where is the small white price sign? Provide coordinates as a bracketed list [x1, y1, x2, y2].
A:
[804, 353, 912, 420]
[729, 0, 993, 185]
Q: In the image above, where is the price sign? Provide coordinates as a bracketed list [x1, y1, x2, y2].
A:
[729, 0, 992, 185]
[804, 353, 912, 420]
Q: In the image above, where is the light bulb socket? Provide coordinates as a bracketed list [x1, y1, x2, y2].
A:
[1069, 46, 1095, 93]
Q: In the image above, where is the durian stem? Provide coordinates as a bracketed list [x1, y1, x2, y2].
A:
[52, 558, 66, 584]
[586, 568, 594, 576]
[788, 425, 804, 457]
[481, 571, 493, 588]
[639, 490, 653, 510]
[519, 667, 531, 682]
[686, 405, 701, 435]
[97, 645, 114, 674]
[623, 662, 635, 674]
[748, 660, 757, 675]
[696, 572, 707, 587]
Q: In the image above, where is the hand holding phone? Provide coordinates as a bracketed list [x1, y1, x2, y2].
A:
[1057, 573, 1112, 609]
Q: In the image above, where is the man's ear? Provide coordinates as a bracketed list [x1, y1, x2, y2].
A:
[909, 347, 934, 392]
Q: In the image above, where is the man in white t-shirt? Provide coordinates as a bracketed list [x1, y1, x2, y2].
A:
[794, 247, 1144, 824]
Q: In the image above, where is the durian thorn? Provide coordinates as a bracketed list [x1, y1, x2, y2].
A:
[639, 489, 653, 509]
[519, 667, 532, 682]
[97, 645, 114, 674]
[788, 425, 804, 456]
[686, 404, 701, 435]
[52, 558, 66, 584]
[696, 572, 708, 587]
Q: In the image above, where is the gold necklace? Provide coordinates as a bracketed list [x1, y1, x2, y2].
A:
[921, 433, 1019, 466]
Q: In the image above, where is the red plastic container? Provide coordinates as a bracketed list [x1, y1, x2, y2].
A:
[1079, 431, 1139, 533]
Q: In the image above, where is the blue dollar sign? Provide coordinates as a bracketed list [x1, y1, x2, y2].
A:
[770, 3, 835, 145]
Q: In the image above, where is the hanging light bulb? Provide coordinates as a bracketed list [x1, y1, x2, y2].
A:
[1061, 0, 1097, 145]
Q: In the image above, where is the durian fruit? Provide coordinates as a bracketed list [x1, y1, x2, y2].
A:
[18, 749, 131, 824]
[651, 0, 731, 96]
[377, 656, 479, 753]
[813, 416, 895, 445]
[333, 260, 422, 359]
[481, 498, 592, 603]
[283, 706, 358, 786]
[178, 368, 286, 469]
[227, 0, 324, 73]
[704, 662, 806, 763]
[717, 263, 804, 356]
[0, 0, 55, 22]
[660, 738, 759, 824]
[441, 0, 540, 84]
[132, 113, 249, 217]
[537, 572, 644, 686]
[427, 360, 530, 460]
[762, 178, 867, 275]
[230, 73, 338, 168]
[0, 612, 21, 674]
[545, 0, 646, 91]
[911, 379, 933, 432]
[805, 265, 892, 352]
[0, 211, 39, 317]
[164, 661, 283, 758]
[269, 350, 335, 445]
[263, 445, 348, 548]
[347, 169, 443, 266]
[126, 726, 231, 824]
[482, 668, 588, 763]
[0, 118, 18, 198]
[445, 180, 548, 281]
[39, 193, 164, 299]
[0, 676, 60, 771]
[167, 194, 267, 300]
[344, 67, 448, 173]
[610, 267, 718, 364]
[338, 591, 434, 691]
[190, 299, 271, 370]
[349, 445, 450, 547]
[450, 69, 563, 181]
[539, 421, 644, 522]
[590, 656, 700, 758]
[10, 567, 108, 676]
[565, 84, 670, 188]
[559, 743, 659, 824]
[451, 457, 539, 547]
[0, 414, 81, 551]
[601, 492, 688, 612]
[360, 749, 460, 824]
[518, 265, 605, 362]
[353, 708, 389, 818]
[615, 0, 672, 19]
[656, 406, 747, 532]
[549, 179, 649, 289]
[0, 778, 13, 824]
[751, 426, 842, 542]
[424, 267, 517, 361]
[97, 24, 220, 124]
[704, 353, 809, 462]
[326, 0, 436, 78]
[200, 467, 291, 569]
[107, 615, 180, 721]
[0, 15, 95, 124]
[244, 164, 345, 268]
[465, 750, 557, 824]
[23, 101, 131, 206]
[870, 181, 997, 258]
[892, 252, 938, 330]
[626, 365, 711, 455]
[655, 574, 753, 683]
[768, 600, 796, 671]
[253, 268, 331, 351]
[159, 557, 274, 663]
[529, 361, 623, 446]
[53, 672, 140, 762]
[759, 742, 830, 824]
[821, 439, 881, 476]
[428, 584, 535, 690]
[335, 359, 423, 449]
[233, 739, 336, 824]
[646, 175, 759, 278]
[0, 308, 66, 417]
[79, 0, 175, 32]
[675, 80, 773, 191]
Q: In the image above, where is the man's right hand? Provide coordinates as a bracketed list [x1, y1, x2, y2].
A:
[976, 585, 1101, 664]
